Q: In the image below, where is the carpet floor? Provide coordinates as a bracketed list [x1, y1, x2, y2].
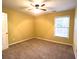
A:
[2, 38, 75, 59]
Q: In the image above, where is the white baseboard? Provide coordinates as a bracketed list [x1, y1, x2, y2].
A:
[9, 37, 72, 46]
[35, 37, 72, 46]
[74, 49, 77, 59]
[73, 46, 77, 59]
[9, 37, 34, 46]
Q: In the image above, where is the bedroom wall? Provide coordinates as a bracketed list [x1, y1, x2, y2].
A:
[35, 9, 75, 45]
[2, 8, 35, 44]
[2, 7, 75, 46]
[73, 9, 77, 58]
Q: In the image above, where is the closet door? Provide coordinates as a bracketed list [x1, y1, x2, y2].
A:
[2, 12, 8, 50]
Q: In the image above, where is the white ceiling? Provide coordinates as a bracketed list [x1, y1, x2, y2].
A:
[2, 0, 77, 14]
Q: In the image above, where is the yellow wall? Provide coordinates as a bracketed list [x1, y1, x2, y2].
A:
[73, 9, 77, 58]
[3, 8, 35, 44]
[3, 7, 75, 45]
[35, 9, 75, 45]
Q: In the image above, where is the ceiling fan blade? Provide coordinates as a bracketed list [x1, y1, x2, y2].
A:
[31, 3, 35, 7]
[41, 4, 45, 7]
[41, 9, 47, 11]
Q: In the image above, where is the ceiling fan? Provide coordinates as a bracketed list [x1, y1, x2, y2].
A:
[19, 0, 56, 12]
[30, 3, 47, 11]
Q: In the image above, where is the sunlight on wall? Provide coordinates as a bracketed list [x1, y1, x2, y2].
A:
[3, 8, 35, 44]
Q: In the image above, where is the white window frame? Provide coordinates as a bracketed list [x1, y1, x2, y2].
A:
[54, 16, 70, 38]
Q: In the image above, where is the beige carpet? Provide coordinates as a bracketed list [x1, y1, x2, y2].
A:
[2, 38, 75, 59]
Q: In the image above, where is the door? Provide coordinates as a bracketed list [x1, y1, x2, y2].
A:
[2, 12, 8, 50]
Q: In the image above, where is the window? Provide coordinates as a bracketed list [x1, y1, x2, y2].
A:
[54, 16, 70, 37]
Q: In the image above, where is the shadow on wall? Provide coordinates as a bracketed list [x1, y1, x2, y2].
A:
[35, 9, 75, 45]
[3, 7, 75, 45]
[3, 8, 35, 44]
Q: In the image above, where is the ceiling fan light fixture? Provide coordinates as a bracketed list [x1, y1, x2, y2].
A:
[32, 9, 43, 14]
[35, 4, 39, 9]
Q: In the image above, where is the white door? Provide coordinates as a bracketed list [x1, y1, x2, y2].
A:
[2, 12, 8, 50]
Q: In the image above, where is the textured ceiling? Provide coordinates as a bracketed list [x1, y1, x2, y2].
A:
[2, 0, 77, 14]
